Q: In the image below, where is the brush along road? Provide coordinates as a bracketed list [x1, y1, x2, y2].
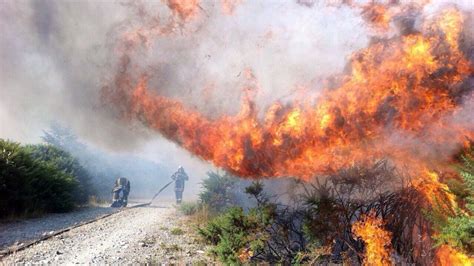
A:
[0, 201, 211, 264]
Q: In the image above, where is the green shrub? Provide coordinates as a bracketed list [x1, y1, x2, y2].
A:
[179, 202, 199, 216]
[429, 147, 474, 254]
[26, 144, 93, 204]
[198, 182, 275, 264]
[199, 171, 238, 213]
[199, 207, 253, 263]
[437, 215, 474, 251]
[458, 148, 474, 212]
[0, 139, 78, 218]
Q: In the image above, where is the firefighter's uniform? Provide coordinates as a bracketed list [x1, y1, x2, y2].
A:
[172, 167, 188, 204]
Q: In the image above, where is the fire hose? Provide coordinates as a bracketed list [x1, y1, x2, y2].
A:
[137, 178, 175, 207]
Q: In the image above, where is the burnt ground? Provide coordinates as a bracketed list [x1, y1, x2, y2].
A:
[0, 201, 213, 264]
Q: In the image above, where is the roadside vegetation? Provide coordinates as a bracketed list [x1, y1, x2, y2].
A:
[1, 122, 167, 219]
[181, 148, 474, 264]
[0, 139, 93, 218]
[26, 144, 93, 205]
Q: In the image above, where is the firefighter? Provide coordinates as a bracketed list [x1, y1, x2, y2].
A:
[111, 177, 130, 207]
[171, 166, 189, 204]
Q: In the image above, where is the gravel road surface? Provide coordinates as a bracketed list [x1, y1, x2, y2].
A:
[0, 206, 118, 250]
[1, 202, 212, 264]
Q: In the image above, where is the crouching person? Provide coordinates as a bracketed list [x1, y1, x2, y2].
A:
[111, 177, 130, 207]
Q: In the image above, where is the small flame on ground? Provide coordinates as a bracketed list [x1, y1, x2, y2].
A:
[435, 245, 473, 266]
[352, 213, 393, 266]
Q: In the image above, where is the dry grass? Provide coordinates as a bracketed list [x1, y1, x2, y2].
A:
[188, 204, 211, 226]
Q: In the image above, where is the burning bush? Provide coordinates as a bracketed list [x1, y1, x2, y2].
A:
[428, 148, 474, 255]
[300, 161, 419, 264]
[196, 160, 472, 264]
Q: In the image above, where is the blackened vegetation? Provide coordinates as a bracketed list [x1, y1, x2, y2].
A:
[198, 161, 441, 264]
[302, 163, 432, 264]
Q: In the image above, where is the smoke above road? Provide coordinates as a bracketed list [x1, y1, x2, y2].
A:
[0, 0, 380, 192]
[1, 0, 369, 149]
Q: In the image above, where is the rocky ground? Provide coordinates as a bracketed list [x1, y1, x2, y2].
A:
[0, 202, 213, 264]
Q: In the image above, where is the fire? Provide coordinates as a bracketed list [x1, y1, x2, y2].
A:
[117, 9, 471, 180]
[436, 9, 464, 50]
[352, 213, 393, 266]
[101, 3, 474, 264]
[167, 0, 200, 21]
[361, 3, 392, 32]
[413, 170, 457, 212]
[435, 245, 473, 266]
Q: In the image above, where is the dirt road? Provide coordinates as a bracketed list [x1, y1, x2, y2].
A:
[0, 202, 212, 264]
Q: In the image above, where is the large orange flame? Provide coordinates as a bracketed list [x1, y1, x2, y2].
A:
[352, 213, 393, 266]
[122, 9, 471, 181]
